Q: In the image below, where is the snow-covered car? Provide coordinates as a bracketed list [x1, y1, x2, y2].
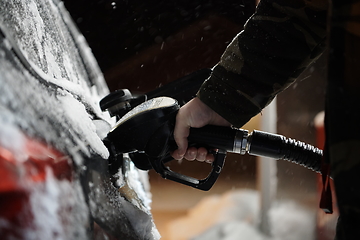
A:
[0, 0, 159, 239]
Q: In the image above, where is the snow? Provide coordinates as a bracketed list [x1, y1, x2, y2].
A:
[0, 0, 159, 239]
[112, 97, 177, 131]
[0, 112, 26, 161]
[0, 114, 89, 239]
[113, 155, 160, 239]
[167, 189, 315, 240]
[0, 0, 114, 163]
[56, 90, 110, 159]
[26, 168, 89, 240]
[88, 167, 160, 240]
[118, 154, 153, 211]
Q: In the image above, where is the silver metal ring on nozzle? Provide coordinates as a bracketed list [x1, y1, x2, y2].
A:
[233, 130, 249, 154]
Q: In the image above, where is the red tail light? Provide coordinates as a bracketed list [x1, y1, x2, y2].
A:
[0, 134, 73, 239]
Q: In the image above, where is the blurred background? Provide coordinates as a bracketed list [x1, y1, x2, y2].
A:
[63, 1, 337, 239]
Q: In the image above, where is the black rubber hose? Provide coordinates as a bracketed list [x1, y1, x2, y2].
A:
[248, 130, 323, 173]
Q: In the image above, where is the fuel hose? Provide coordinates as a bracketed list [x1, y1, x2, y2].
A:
[188, 126, 322, 174]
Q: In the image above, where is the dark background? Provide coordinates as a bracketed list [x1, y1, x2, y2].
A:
[63, 0, 255, 92]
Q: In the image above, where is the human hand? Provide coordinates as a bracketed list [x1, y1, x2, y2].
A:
[172, 97, 230, 162]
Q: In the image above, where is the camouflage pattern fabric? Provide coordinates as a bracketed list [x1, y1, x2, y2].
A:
[197, 0, 360, 239]
[197, 0, 328, 128]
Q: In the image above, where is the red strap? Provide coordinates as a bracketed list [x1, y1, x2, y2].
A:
[319, 157, 333, 214]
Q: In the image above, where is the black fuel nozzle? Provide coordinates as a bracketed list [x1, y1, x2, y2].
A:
[99, 69, 212, 119]
[103, 96, 228, 191]
[101, 94, 324, 191]
[99, 89, 147, 119]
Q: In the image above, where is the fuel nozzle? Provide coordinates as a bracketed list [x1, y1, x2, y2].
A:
[103, 96, 227, 191]
[99, 89, 147, 118]
[101, 94, 323, 191]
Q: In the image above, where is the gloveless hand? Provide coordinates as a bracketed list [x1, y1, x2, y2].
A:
[172, 97, 231, 162]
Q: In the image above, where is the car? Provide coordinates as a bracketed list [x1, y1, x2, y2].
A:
[0, 1, 158, 239]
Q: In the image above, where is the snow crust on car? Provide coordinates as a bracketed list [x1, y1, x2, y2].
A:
[0, 0, 159, 239]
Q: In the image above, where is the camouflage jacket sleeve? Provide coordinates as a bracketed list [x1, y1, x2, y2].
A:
[197, 0, 328, 128]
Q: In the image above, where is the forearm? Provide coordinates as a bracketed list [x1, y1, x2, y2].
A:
[197, 0, 328, 127]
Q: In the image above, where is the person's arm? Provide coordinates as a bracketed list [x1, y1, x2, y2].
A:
[173, 0, 328, 161]
[198, 0, 328, 127]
